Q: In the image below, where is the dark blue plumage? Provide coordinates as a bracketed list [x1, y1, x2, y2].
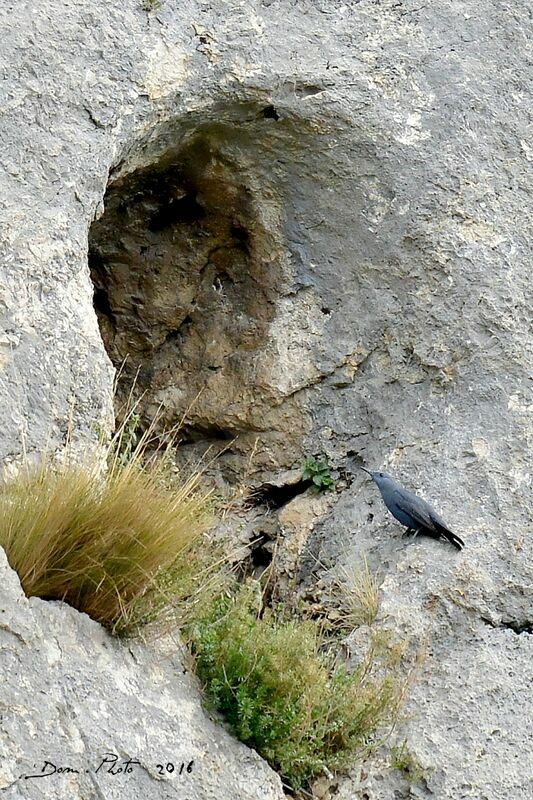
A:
[362, 468, 464, 551]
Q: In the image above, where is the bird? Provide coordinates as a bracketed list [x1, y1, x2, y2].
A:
[361, 468, 464, 551]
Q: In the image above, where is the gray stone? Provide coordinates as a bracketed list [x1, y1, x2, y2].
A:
[0, 548, 284, 800]
[0, 0, 532, 798]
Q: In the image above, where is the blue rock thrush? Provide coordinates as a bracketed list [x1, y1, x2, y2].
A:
[361, 468, 464, 551]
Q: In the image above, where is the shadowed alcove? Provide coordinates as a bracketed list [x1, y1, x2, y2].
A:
[88, 121, 307, 483]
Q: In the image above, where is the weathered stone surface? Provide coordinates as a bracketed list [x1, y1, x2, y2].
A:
[88, 121, 310, 479]
[301, 474, 533, 798]
[0, 548, 284, 799]
[0, 0, 532, 798]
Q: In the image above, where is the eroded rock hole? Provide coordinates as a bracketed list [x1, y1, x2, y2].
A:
[148, 190, 206, 231]
[250, 478, 313, 510]
[261, 105, 280, 121]
[250, 532, 275, 570]
[89, 132, 295, 481]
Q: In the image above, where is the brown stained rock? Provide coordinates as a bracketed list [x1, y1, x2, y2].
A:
[272, 492, 337, 604]
[89, 130, 311, 481]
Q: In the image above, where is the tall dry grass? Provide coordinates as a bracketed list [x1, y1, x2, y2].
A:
[328, 556, 381, 630]
[0, 415, 221, 635]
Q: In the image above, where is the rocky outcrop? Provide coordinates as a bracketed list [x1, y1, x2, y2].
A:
[0, 548, 284, 799]
[0, 1, 531, 798]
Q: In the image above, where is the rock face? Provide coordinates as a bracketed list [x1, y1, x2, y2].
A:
[0, 1, 532, 799]
[0, 548, 284, 800]
[87, 116, 310, 478]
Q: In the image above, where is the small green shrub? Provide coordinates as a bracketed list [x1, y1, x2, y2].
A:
[302, 456, 335, 492]
[187, 585, 401, 790]
[391, 740, 425, 782]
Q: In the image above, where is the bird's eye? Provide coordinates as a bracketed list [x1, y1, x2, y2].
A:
[379, 472, 383, 477]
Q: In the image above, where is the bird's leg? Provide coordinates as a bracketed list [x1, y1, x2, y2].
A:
[412, 528, 421, 538]
[402, 527, 414, 538]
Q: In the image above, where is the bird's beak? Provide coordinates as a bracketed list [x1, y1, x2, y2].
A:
[360, 467, 372, 476]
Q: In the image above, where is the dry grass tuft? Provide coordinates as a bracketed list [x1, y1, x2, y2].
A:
[0, 415, 219, 636]
[326, 557, 380, 631]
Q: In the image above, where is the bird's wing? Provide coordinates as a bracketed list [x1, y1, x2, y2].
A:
[394, 488, 464, 549]
[426, 507, 464, 549]
[393, 488, 439, 533]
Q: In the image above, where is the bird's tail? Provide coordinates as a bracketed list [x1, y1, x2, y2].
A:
[435, 523, 464, 551]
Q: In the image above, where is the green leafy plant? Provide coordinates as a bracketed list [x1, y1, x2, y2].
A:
[391, 739, 425, 782]
[0, 421, 221, 637]
[302, 456, 335, 492]
[186, 584, 402, 790]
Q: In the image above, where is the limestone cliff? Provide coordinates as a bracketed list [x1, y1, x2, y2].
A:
[0, 1, 531, 798]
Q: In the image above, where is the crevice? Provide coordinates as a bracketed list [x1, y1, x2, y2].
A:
[481, 617, 533, 635]
[148, 191, 205, 231]
[93, 287, 114, 321]
[230, 222, 249, 251]
[163, 315, 193, 345]
[503, 621, 533, 635]
[179, 423, 237, 444]
[250, 478, 312, 510]
[0, 623, 29, 647]
[238, 516, 282, 589]
[213, 271, 234, 292]
[261, 105, 280, 121]
[249, 532, 274, 569]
